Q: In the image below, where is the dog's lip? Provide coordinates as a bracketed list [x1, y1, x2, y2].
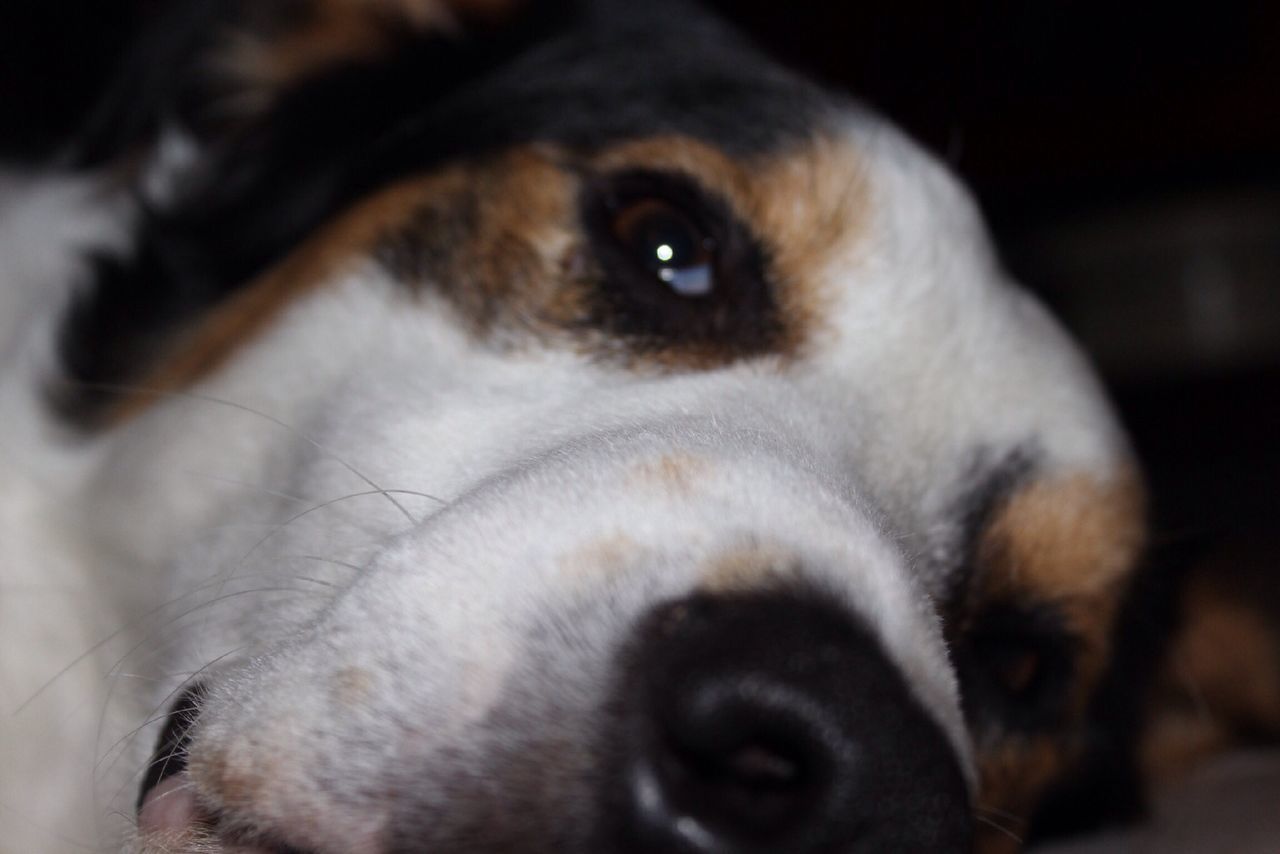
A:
[138, 772, 300, 854]
[138, 774, 201, 834]
[137, 685, 299, 853]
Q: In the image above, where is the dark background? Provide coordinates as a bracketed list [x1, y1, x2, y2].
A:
[2, 0, 1277, 622]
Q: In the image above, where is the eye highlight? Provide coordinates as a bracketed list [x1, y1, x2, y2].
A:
[610, 197, 716, 297]
[578, 169, 784, 360]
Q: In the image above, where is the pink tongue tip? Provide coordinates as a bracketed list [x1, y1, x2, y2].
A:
[138, 774, 199, 835]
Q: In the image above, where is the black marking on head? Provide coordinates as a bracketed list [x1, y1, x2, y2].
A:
[56, 0, 833, 425]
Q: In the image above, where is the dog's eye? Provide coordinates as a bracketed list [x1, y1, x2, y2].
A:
[610, 198, 716, 297]
[955, 604, 1076, 732]
[579, 170, 780, 357]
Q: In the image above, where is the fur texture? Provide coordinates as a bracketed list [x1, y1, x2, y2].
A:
[1, 3, 1143, 852]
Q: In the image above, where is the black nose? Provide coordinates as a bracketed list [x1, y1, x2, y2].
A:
[603, 591, 971, 853]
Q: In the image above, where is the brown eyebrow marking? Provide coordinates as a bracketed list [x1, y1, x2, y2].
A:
[977, 470, 1146, 682]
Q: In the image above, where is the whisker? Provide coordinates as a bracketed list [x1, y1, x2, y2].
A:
[64, 382, 444, 522]
[95, 646, 247, 780]
[15, 560, 331, 715]
[973, 811, 1024, 844]
[177, 469, 311, 505]
[286, 554, 366, 575]
[973, 803, 1025, 825]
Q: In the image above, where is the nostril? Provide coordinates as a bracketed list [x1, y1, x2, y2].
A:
[650, 679, 840, 839]
[702, 741, 803, 791]
[658, 735, 814, 836]
[138, 683, 206, 812]
[607, 590, 973, 854]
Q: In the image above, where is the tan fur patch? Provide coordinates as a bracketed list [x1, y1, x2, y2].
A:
[626, 452, 710, 496]
[701, 542, 799, 593]
[411, 147, 586, 333]
[1175, 591, 1280, 729]
[219, 0, 526, 108]
[558, 533, 641, 583]
[978, 469, 1146, 707]
[189, 741, 263, 813]
[979, 470, 1146, 604]
[967, 468, 1146, 836]
[331, 665, 377, 708]
[1141, 580, 1280, 782]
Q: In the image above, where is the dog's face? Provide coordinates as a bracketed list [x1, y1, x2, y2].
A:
[53, 2, 1143, 852]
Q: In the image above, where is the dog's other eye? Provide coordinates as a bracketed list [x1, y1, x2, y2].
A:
[956, 603, 1077, 732]
[610, 198, 716, 297]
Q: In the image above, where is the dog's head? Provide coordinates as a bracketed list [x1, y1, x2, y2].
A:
[58, 2, 1144, 851]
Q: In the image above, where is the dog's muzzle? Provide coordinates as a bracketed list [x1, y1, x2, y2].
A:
[135, 424, 973, 853]
[139, 593, 971, 853]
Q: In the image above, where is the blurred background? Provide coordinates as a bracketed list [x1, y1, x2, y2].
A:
[1, 0, 1277, 845]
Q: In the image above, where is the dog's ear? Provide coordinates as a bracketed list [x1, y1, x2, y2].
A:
[72, 0, 538, 169]
[57, 0, 564, 427]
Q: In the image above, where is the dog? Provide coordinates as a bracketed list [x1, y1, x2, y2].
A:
[0, 1, 1149, 852]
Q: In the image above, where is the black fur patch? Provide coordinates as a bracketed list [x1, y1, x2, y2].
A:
[55, 0, 832, 425]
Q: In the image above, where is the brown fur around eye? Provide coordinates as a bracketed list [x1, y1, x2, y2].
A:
[959, 470, 1147, 838]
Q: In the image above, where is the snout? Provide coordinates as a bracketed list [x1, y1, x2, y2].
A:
[140, 591, 970, 853]
[133, 428, 973, 853]
[607, 591, 972, 853]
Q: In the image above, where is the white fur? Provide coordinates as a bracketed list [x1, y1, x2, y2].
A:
[0, 112, 1130, 853]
